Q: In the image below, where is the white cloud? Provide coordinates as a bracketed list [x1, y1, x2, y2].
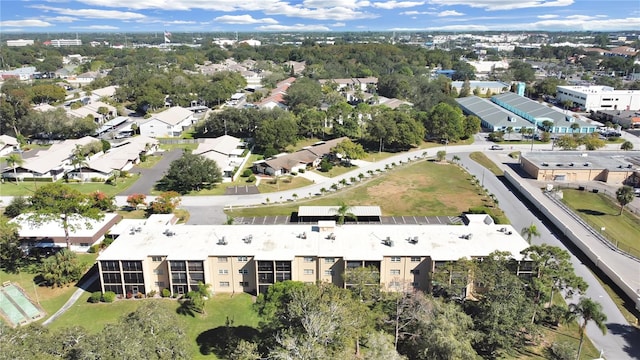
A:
[372, 1, 425, 9]
[44, 16, 78, 22]
[165, 20, 197, 24]
[438, 10, 464, 16]
[427, 0, 574, 11]
[214, 15, 278, 24]
[0, 19, 53, 27]
[70, 25, 119, 29]
[256, 23, 331, 31]
[419, 16, 640, 31]
[30, 5, 146, 20]
[332, 22, 347, 26]
[537, 14, 559, 19]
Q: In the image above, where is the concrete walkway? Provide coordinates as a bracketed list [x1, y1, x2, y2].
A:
[42, 272, 98, 326]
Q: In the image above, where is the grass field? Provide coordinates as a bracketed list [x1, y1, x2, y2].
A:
[561, 188, 640, 258]
[0, 174, 139, 197]
[310, 164, 356, 178]
[469, 151, 504, 176]
[228, 159, 506, 221]
[48, 293, 260, 360]
[135, 154, 163, 169]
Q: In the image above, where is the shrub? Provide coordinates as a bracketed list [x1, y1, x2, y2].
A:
[161, 288, 171, 298]
[136, 292, 144, 299]
[247, 175, 256, 183]
[88, 244, 100, 253]
[298, 168, 305, 173]
[147, 290, 157, 298]
[139, 153, 147, 162]
[126, 292, 133, 299]
[4, 196, 28, 218]
[89, 291, 102, 303]
[102, 291, 116, 303]
[242, 169, 253, 177]
[119, 170, 129, 178]
[549, 342, 576, 360]
[290, 172, 297, 176]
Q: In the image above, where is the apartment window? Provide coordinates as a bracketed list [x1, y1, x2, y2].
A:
[239, 282, 249, 287]
[219, 282, 230, 287]
[390, 281, 401, 288]
[101, 261, 119, 272]
[188, 261, 203, 272]
[324, 270, 333, 276]
[238, 269, 249, 275]
[304, 269, 314, 275]
[390, 269, 401, 275]
[153, 269, 164, 275]
[324, 257, 335, 263]
[411, 269, 420, 275]
[151, 256, 163, 262]
[218, 257, 228, 263]
[303, 257, 314, 262]
[122, 261, 142, 271]
[390, 257, 401, 263]
[218, 269, 229, 275]
[169, 261, 186, 271]
[237, 256, 248, 262]
[410, 256, 421, 262]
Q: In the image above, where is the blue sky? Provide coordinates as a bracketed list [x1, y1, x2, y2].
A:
[1, 0, 639, 33]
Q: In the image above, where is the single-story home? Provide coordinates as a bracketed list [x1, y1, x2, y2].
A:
[254, 137, 348, 176]
[0, 135, 19, 156]
[11, 212, 121, 252]
[139, 106, 195, 138]
[193, 135, 246, 181]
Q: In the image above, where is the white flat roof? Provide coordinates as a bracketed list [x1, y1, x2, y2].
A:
[98, 220, 530, 262]
[298, 206, 382, 217]
[12, 213, 120, 239]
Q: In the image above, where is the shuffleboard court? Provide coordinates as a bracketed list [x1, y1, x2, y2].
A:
[0, 289, 27, 326]
[4, 285, 41, 319]
[0, 283, 44, 327]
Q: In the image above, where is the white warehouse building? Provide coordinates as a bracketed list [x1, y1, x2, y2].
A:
[556, 85, 640, 112]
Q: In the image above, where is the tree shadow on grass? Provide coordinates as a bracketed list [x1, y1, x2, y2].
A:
[196, 324, 260, 356]
[577, 208, 607, 216]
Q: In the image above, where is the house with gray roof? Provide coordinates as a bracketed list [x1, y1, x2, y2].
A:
[193, 135, 247, 181]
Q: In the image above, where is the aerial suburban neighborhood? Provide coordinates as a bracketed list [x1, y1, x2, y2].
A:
[1, 1, 640, 357]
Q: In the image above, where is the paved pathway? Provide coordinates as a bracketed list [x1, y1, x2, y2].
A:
[119, 149, 182, 196]
[42, 272, 98, 326]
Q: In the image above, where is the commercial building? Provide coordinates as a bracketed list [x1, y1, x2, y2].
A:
[451, 81, 510, 96]
[556, 86, 640, 112]
[6, 39, 34, 47]
[97, 214, 532, 297]
[45, 39, 82, 47]
[520, 151, 640, 186]
[456, 96, 534, 132]
[491, 92, 597, 134]
[593, 110, 640, 129]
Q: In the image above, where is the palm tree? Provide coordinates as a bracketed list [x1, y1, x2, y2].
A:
[521, 223, 541, 244]
[452, 155, 460, 164]
[71, 145, 89, 183]
[620, 141, 633, 151]
[331, 201, 356, 225]
[615, 185, 635, 215]
[564, 297, 607, 360]
[5, 153, 24, 185]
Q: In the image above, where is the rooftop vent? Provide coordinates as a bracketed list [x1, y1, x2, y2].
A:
[243, 234, 253, 244]
[542, 162, 549, 167]
[217, 236, 227, 245]
[326, 233, 336, 240]
[298, 232, 307, 239]
[584, 162, 590, 167]
[408, 236, 419, 244]
[163, 229, 175, 237]
[460, 233, 473, 240]
[569, 162, 575, 166]
[382, 237, 394, 247]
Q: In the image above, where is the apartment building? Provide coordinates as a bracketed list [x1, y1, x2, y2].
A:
[556, 85, 640, 111]
[97, 214, 531, 297]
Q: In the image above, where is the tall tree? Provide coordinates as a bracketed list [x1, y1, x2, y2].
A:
[331, 201, 356, 225]
[424, 102, 465, 141]
[564, 298, 607, 360]
[29, 183, 103, 249]
[0, 217, 22, 273]
[5, 153, 24, 184]
[157, 152, 222, 194]
[40, 248, 86, 287]
[615, 185, 635, 215]
[71, 144, 89, 183]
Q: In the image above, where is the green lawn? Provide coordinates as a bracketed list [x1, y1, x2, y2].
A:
[257, 175, 314, 194]
[135, 154, 163, 169]
[0, 174, 139, 197]
[310, 164, 356, 178]
[228, 159, 507, 222]
[469, 151, 504, 176]
[48, 293, 260, 360]
[561, 189, 640, 258]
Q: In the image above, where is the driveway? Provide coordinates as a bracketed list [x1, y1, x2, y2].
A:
[120, 149, 182, 196]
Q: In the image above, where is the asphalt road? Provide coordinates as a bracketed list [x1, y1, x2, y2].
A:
[119, 149, 182, 196]
[458, 150, 640, 360]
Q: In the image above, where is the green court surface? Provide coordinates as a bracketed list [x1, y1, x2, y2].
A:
[0, 283, 44, 327]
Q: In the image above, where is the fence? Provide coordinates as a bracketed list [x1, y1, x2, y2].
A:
[157, 138, 204, 145]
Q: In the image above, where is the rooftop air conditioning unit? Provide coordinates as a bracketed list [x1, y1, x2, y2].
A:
[217, 236, 227, 245]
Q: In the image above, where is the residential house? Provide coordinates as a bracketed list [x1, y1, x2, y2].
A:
[256, 77, 296, 110]
[0, 135, 19, 156]
[11, 212, 121, 252]
[68, 101, 117, 123]
[192, 135, 246, 181]
[139, 106, 195, 138]
[1, 136, 99, 181]
[67, 136, 158, 181]
[90, 85, 119, 101]
[254, 137, 348, 176]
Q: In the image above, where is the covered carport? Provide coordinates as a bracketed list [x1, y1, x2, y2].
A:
[296, 206, 382, 223]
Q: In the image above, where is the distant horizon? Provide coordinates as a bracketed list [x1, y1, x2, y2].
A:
[1, 0, 639, 33]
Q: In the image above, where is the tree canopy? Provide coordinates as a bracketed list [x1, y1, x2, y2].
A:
[157, 152, 222, 194]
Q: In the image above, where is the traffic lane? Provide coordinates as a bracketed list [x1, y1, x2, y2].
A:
[458, 152, 639, 359]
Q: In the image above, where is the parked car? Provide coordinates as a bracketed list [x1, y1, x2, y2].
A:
[490, 145, 504, 150]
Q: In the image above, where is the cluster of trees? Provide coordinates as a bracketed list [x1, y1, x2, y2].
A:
[157, 152, 222, 194]
[204, 246, 602, 360]
[554, 133, 607, 150]
[1, 302, 191, 359]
